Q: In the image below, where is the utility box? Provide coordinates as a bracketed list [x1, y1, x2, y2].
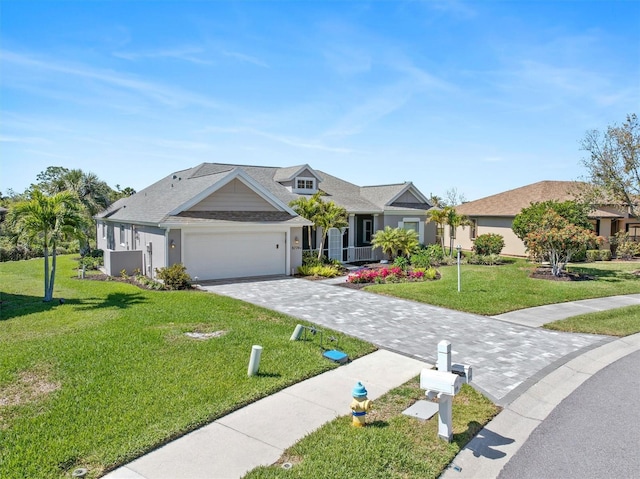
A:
[420, 369, 463, 396]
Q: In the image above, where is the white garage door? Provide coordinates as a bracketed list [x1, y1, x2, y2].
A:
[183, 231, 286, 280]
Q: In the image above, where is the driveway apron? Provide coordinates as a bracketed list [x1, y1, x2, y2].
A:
[202, 278, 611, 405]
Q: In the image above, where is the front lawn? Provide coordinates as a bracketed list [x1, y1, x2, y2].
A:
[365, 259, 640, 315]
[0, 256, 375, 479]
[245, 379, 499, 479]
[544, 305, 640, 336]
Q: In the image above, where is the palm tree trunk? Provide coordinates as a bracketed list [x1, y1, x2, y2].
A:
[43, 246, 50, 301]
[317, 232, 327, 260]
[46, 249, 57, 302]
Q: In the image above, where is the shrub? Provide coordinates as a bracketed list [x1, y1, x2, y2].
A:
[612, 232, 639, 260]
[302, 251, 323, 267]
[586, 250, 600, 262]
[599, 249, 612, 261]
[297, 264, 341, 278]
[473, 233, 505, 256]
[393, 256, 410, 270]
[79, 255, 102, 270]
[468, 253, 503, 266]
[155, 263, 192, 290]
[410, 244, 445, 268]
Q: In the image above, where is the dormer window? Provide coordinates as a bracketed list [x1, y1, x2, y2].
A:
[294, 177, 316, 193]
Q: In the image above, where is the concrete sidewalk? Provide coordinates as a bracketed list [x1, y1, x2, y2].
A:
[103, 350, 430, 479]
[492, 294, 640, 327]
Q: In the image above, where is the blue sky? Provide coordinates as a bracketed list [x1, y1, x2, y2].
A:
[1, 1, 638, 202]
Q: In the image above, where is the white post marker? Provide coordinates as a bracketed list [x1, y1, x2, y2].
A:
[247, 345, 263, 377]
[437, 340, 452, 373]
[456, 244, 462, 292]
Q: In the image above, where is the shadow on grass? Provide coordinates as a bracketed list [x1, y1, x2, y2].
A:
[571, 265, 640, 281]
[453, 421, 514, 459]
[77, 292, 147, 310]
[0, 291, 148, 321]
[0, 292, 82, 321]
[255, 371, 282, 378]
[368, 420, 389, 428]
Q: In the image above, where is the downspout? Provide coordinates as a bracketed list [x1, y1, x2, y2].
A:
[285, 230, 291, 276]
[164, 228, 170, 270]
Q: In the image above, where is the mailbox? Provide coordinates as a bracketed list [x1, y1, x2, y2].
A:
[420, 369, 463, 396]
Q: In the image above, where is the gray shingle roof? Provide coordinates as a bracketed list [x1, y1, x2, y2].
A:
[96, 163, 432, 225]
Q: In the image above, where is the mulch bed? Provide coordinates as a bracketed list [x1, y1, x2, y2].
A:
[529, 267, 595, 281]
[77, 273, 165, 291]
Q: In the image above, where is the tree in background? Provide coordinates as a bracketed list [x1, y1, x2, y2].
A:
[445, 207, 470, 257]
[525, 210, 599, 276]
[426, 208, 447, 254]
[8, 190, 86, 301]
[581, 114, 640, 218]
[444, 187, 467, 206]
[63, 170, 112, 254]
[512, 200, 593, 243]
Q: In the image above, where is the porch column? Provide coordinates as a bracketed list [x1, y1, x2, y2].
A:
[348, 214, 355, 262]
[348, 215, 355, 247]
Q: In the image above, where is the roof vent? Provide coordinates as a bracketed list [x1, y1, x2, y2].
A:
[172, 175, 177, 179]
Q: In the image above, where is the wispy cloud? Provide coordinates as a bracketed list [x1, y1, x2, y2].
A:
[1, 49, 222, 109]
[221, 50, 269, 68]
[0, 135, 48, 144]
[113, 46, 213, 65]
[322, 45, 371, 75]
[202, 126, 352, 153]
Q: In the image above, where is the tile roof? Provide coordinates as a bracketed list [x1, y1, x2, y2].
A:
[96, 162, 432, 224]
[454, 181, 585, 217]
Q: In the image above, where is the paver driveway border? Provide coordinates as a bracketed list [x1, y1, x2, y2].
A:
[201, 276, 612, 405]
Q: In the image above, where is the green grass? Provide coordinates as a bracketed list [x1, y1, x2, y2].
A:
[366, 259, 640, 315]
[244, 378, 499, 479]
[544, 304, 640, 336]
[0, 256, 375, 479]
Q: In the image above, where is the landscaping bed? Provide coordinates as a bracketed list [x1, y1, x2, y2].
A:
[529, 267, 595, 281]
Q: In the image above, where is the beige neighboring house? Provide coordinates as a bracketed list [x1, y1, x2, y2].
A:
[95, 163, 436, 281]
[446, 180, 637, 257]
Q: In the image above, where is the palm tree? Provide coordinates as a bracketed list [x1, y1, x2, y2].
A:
[445, 207, 470, 257]
[9, 190, 85, 301]
[314, 200, 348, 260]
[426, 208, 447, 254]
[372, 226, 400, 260]
[289, 192, 322, 250]
[372, 226, 419, 261]
[64, 170, 112, 254]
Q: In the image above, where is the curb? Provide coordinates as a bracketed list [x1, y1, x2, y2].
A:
[439, 332, 640, 479]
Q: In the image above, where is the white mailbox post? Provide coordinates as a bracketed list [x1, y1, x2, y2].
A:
[420, 368, 463, 441]
[420, 340, 466, 441]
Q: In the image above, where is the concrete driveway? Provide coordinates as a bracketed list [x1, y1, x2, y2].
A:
[201, 277, 611, 405]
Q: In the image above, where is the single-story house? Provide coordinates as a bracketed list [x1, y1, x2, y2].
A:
[447, 180, 637, 257]
[95, 163, 436, 280]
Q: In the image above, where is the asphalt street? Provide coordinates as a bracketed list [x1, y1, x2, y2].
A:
[498, 350, 640, 479]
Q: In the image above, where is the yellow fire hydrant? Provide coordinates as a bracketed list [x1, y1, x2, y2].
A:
[350, 381, 373, 427]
